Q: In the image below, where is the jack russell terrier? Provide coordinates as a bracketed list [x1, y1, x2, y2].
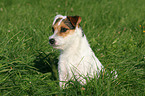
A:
[49, 15, 104, 87]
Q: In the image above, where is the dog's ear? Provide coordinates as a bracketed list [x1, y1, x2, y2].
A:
[67, 16, 81, 28]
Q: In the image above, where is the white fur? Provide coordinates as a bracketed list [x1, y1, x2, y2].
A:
[57, 28, 103, 87]
[52, 15, 67, 26]
[49, 15, 104, 87]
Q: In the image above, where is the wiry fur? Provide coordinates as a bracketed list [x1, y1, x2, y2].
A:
[49, 15, 103, 87]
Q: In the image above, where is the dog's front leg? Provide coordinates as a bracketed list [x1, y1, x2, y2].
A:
[58, 63, 69, 88]
[59, 71, 67, 88]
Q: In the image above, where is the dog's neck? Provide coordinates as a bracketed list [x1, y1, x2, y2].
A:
[60, 27, 91, 56]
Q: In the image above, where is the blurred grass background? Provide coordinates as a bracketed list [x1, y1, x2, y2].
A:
[0, 0, 145, 95]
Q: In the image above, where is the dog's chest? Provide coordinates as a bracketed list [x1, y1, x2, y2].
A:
[58, 51, 95, 73]
[59, 52, 83, 66]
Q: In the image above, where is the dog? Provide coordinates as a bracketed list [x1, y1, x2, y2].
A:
[49, 15, 104, 87]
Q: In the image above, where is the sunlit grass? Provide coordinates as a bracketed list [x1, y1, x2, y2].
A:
[0, 0, 145, 95]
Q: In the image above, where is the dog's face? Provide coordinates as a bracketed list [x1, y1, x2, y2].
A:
[49, 15, 81, 50]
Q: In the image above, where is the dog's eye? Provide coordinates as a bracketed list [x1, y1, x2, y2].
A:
[60, 27, 68, 33]
[52, 27, 54, 33]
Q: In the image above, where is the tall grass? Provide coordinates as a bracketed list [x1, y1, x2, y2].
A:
[0, 0, 145, 95]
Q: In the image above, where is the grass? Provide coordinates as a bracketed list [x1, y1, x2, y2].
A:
[0, 0, 145, 95]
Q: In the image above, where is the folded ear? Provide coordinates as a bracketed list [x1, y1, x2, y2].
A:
[67, 16, 81, 28]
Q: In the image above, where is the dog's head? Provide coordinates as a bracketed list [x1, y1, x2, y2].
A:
[49, 15, 82, 50]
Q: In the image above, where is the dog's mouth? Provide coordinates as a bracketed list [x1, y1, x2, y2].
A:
[50, 44, 63, 49]
[52, 45, 59, 49]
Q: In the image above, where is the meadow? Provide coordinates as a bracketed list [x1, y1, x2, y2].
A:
[0, 0, 145, 95]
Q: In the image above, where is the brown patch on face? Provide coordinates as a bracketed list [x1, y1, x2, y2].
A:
[64, 18, 75, 29]
[58, 29, 75, 38]
[52, 19, 75, 38]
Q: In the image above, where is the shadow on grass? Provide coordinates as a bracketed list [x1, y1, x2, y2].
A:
[33, 51, 58, 80]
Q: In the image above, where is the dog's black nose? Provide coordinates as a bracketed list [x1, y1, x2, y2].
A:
[49, 38, 55, 45]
